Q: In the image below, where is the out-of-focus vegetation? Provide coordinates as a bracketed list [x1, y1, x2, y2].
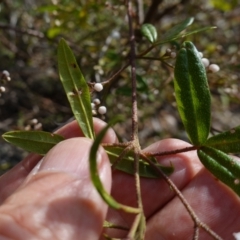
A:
[0, 0, 240, 171]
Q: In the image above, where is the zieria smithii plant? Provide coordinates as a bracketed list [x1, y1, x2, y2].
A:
[2, 1, 240, 240]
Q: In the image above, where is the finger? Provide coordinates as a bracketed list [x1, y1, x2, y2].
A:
[145, 167, 240, 240]
[0, 118, 116, 204]
[104, 139, 203, 238]
[0, 138, 111, 240]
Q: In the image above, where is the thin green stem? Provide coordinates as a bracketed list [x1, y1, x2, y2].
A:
[138, 56, 174, 68]
[102, 61, 129, 85]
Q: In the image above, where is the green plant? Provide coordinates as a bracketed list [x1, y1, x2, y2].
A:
[2, 2, 240, 240]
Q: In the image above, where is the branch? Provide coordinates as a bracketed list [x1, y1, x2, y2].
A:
[154, 0, 190, 22]
[141, 154, 223, 240]
[143, 0, 164, 24]
[144, 145, 199, 157]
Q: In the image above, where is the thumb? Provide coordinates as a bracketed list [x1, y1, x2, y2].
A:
[0, 138, 112, 240]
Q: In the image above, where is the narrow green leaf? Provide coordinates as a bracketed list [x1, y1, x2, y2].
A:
[154, 26, 216, 46]
[181, 26, 217, 38]
[2, 131, 64, 155]
[161, 17, 194, 41]
[206, 126, 240, 153]
[141, 24, 158, 43]
[57, 38, 94, 139]
[198, 146, 240, 196]
[104, 146, 174, 178]
[89, 117, 140, 213]
[174, 41, 211, 145]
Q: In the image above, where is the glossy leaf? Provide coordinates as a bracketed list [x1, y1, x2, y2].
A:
[206, 126, 240, 153]
[198, 146, 240, 196]
[174, 41, 211, 145]
[104, 146, 174, 178]
[58, 38, 94, 139]
[141, 24, 158, 43]
[89, 118, 140, 213]
[2, 131, 64, 155]
[161, 17, 194, 41]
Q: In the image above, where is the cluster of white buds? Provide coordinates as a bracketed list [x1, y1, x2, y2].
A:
[0, 70, 11, 97]
[91, 98, 107, 116]
[165, 48, 176, 59]
[24, 118, 42, 131]
[91, 83, 107, 116]
[198, 52, 220, 73]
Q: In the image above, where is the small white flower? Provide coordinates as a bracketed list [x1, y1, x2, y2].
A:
[94, 83, 103, 92]
[98, 106, 107, 115]
[209, 64, 220, 73]
[93, 98, 101, 105]
[170, 52, 176, 58]
[92, 110, 97, 115]
[198, 52, 203, 58]
[201, 58, 210, 67]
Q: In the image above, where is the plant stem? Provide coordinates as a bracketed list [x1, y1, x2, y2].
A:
[102, 62, 130, 85]
[141, 154, 223, 240]
[127, 3, 139, 143]
[127, 1, 145, 238]
[145, 145, 199, 157]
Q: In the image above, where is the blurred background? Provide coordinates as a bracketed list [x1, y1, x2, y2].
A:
[0, 0, 240, 173]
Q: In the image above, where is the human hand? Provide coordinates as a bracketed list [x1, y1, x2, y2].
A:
[0, 119, 239, 240]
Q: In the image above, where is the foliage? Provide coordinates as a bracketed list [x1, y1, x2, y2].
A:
[1, 1, 240, 239]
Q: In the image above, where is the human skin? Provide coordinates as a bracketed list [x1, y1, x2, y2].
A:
[0, 118, 239, 240]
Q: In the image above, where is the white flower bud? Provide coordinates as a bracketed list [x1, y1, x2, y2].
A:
[198, 52, 203, 58]
[0, 86, 6, 92]
[93, 98, 101, 105]
[91, 103, 95, 109]
[170, 52, 176, 58]
[6, 77, 11, 81]
[209, 64, 220, 73]
[30, 118, 38, 125]
[24, 125, 31, 131]
[34, 123, 42, 130]
[2, 70, 10, 77]
[111, 30, 120, 39]
[166, 48, 172, 53]
[98, 106, 107, 115]
[201, 58, 210, 67]
[92, 110, 97, 115]
[94, 83, 103, 92]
